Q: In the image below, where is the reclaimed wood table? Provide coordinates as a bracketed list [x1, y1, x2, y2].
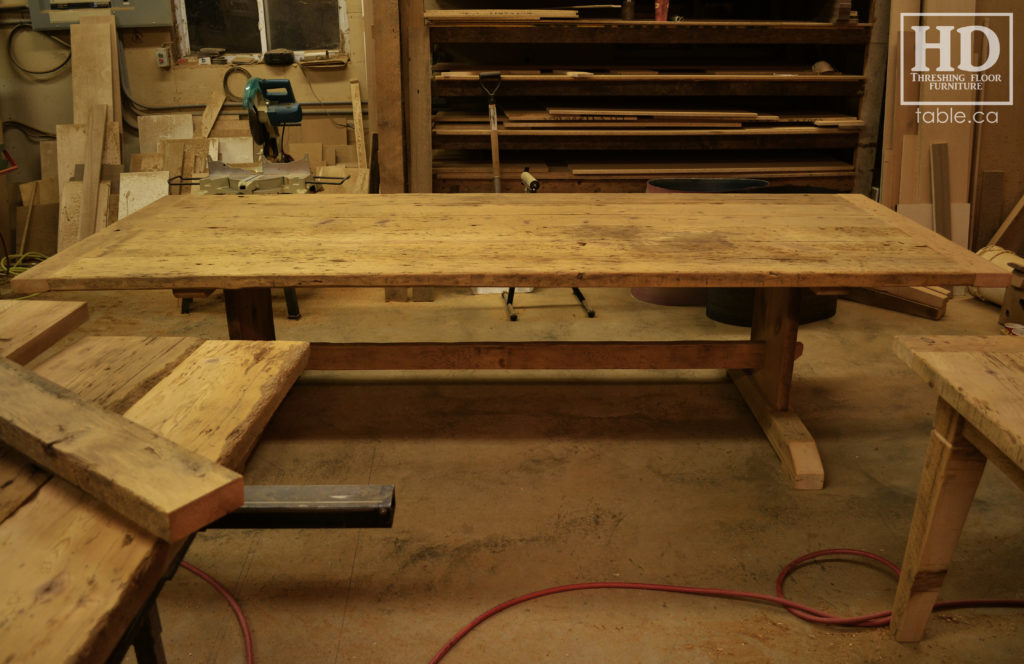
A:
[891, 335, 1024, 641]
[11, 193, 1010, 490]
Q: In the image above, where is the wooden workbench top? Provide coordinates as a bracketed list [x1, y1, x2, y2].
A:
[12, 193, 1010, 292]
[895, 335, 1024, 469]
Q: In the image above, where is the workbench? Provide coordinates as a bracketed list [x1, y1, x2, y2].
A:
[891, 335, 1024, 641]
[11, 192, 1010, 490]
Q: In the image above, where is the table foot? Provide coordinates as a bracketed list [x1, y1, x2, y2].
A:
[729, 369, 824, 490]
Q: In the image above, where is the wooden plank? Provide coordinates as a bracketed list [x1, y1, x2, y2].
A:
[843, 286, 947, 319]
[78, 104, 109, 241]
[425, 9, 578, 20]
[289, 142, 324, 167]
[851, 0, 889, 194]
[972, 171, 1004, 250]
[930, 143, 952, 240]
[120, 339, 310, 469]
[138, 114, 194, 155]
[546, 107, 758, 119]
[0, 336, 309, 664]
[55, 122, 121, 201]
[16, 203, 59, 256]
[0, 300, 88, 365]
[401, 0, 432, 192]
[69, 21, 114, 125]
[364, 0, 403, 189]
[989, 192, 1024, 249]
[39, 140, 58, 181]
[78, 14, 121, 128]
[307, 340, 769, 371]
[57, 180, 110, 252]
[569, 160, 852, 176]
[218, 136, 255, 164]
[130, 152, 165, 173]
[118, 171, 169, 220]
[0, 358, 244, 541]
[198, 89, 227, 138]
[348, 81, 367, 170]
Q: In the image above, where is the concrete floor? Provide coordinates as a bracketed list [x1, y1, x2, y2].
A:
[24, 286, 1024, 663]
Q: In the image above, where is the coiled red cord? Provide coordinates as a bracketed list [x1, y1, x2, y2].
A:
[182, 561, 256, 664]
[429, 548, 1024, 664]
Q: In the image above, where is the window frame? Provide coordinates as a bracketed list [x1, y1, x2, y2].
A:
[172, 0, 349, 60]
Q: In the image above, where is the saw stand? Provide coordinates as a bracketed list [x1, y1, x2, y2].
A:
[501, 167, 596, 322]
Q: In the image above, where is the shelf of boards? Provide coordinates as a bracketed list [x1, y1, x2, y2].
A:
[432, 73, 865, 97]
[427, 19, 874, 45]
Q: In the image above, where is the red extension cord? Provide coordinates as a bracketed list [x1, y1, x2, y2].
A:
[428, 548, 1024, 664]
[180, 548, 1024, 664]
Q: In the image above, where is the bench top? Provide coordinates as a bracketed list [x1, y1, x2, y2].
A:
[895, 335, 1024, 469]
[0, 299, 88, 364]
[11, 193, 1009, 292]
[0, 334, 309, 664]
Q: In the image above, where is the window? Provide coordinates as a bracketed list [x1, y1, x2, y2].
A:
[175, 0, 348, 56]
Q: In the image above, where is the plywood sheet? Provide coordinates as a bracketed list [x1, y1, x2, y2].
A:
[218, 137, 255, 164]
[118, 171, 169, 220]
[139, 114, 194, 155]
[57, 180, 110, 252]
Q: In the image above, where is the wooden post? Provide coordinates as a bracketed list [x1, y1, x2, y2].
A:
[892, 399, 988, 641]
[223, 288, 276, 340]
[729, 287, 824, 489]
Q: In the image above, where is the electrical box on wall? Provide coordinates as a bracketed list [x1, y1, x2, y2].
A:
[27, 0, 174, 31]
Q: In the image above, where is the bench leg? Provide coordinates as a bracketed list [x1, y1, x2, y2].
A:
[131, 604, 168, 664]
[224, 287, 276, 340]
[284, 287, 301, 320]
[892, 399, 988, 641]
[728, 287, 824, 490]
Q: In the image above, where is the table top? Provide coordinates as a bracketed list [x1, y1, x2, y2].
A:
[12, 193, 1010, 292]
[895, 335, 1024, 468]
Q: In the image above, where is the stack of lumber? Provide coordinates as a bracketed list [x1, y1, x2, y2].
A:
[879, 0, 1024, 253]
[14, 142, 59, 255]
[432, 104, 864, 138]
[425, 9, 579, 22]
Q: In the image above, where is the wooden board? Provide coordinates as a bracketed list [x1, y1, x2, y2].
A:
[118, 171, 169, 220]
[569, 159, 852, 176]
[78, 104, 110, 241]
[78, 15, 121, 128]
[218, 136, 255, 164]
[130, 152, 165, 172]
[139, 114, 195, 155]
[425, 9, 578, 20]
[16, 203, 59, 255]
[350, 80, 368, 169]
[69, 21, 115, 125]
[547, 107, 758, 120]
[0, 300, 88, 365]
[55, 122, 121, 200]
[11, 193, 1011, 293]
[57, 180, 110, 252]
[0, 358, 244, 542]
[198, 89, 226, 138]
[0, 336, 309, 664]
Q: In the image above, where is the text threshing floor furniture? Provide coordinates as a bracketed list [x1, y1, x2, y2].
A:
[11, 192, 1010, 490]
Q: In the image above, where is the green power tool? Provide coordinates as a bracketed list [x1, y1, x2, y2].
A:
[242, 78, 302, 161]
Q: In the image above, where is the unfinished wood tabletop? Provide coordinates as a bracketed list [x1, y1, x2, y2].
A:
[12, 193, 1009, 293]
[894, 335, 1024, 470]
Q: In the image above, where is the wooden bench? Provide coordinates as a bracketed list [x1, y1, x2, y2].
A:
[0, 300, 310, 663]
[891, 335, 1024, 641]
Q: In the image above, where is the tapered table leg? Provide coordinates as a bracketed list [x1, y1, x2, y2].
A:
[892, 399, 987, 641]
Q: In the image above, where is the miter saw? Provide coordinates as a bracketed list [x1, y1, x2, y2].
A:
[242, 77, 301, 162]
[169, 77, 346, 195]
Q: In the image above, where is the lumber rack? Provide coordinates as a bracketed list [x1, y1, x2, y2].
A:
[108, 484, 396, 664]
